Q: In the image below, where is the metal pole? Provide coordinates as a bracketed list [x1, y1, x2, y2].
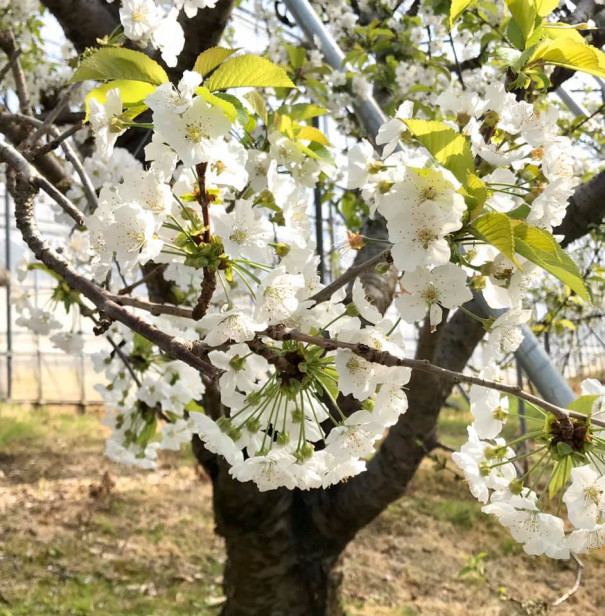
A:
[33, 269, 43, 406]
[312, 116, 325, 282]
[284, 0, 388, 138]
[284, 0, 577, 407]
[4, 182, 11, 400]
[556, 86, 588, 118]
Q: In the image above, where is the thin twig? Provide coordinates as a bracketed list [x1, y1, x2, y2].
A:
[310, 248, 392, 305]
[109, 293, 194, 319]
[449, 32, 466, 90]
[552, 554, 583, 607]
[5, 112, 97, 213]
[30, 121, 84, 158]
[263, 325, 604, 428]
[0, 30, 32, 116]
[118, 264, 168, 295]
[33, 175, 85, 226]
[106, 334, 142, 388]
[0, 47, 22, 82]
[23, 83, 79, 150]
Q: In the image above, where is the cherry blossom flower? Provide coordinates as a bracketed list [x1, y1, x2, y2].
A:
[395, 264, 472, 327]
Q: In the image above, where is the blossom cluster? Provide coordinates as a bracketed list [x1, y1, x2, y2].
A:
[12, 0, 604, 566]
[106, 0, 220, 67]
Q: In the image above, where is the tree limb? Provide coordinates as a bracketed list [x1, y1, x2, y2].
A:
[555, 168, 605, 247]
[0, 138, 219, 381]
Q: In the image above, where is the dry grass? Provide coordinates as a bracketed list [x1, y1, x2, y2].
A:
[0, 404, 604, 616]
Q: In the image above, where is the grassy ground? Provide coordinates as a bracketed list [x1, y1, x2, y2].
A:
[1, 403, 604, 616]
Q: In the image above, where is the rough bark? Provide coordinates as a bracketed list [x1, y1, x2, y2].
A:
[555, 168, 605, 247]
[193, 441, 347, 616]
[41, 0, 235, 82]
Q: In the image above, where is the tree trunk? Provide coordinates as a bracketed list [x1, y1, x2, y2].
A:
[221, 528, 345, 616]
[192, 438, 346, 616]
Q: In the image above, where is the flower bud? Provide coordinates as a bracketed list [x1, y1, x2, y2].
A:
[509, 478, 524, 495]
[345, 302, 360, 317]
[277, 431, 290, 445]
[347, 231, 366, 251]
[246, 417, 261, 433]
[272, 242, 291, 257]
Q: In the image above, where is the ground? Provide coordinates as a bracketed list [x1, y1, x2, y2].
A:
[0, 404, 604, 616]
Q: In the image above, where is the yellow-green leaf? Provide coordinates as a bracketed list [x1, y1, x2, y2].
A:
[471, 211, 518, 263]
[505, 0, 538, 47]
[461, 173, 489, 219]
[296, 125, 330, 146]
[529, 37, 605, 78]
[70, 48, 168, 85]
[449, 0, 475, 28]
[195, 86, 237, 122]
[205, 54, 296, 91]
[84, 80, 155, 121]
[193, 46, 238, 76]
[535, 0, 559, 17]
[512, 221, 590, 301]
[403, 119, 474, 184]
[567, 395, 599, 415]
[542, 24, 585, 44]
[548, 457, 572, 499]
[287, 103, 327, 121]
[245, 90, 269, 123]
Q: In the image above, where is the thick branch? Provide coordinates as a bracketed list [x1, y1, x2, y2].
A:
[0, 138, 218, 381]
[264, 325, 593, 426]
[555, 168, 605, 247]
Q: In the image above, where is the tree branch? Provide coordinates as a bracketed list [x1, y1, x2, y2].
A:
[555, 168, 605, 247]
[263, 325, 594, 426]
[0, 30, 33, 116]
[0, 138, 219, 381]
[310, 248, 392, 305]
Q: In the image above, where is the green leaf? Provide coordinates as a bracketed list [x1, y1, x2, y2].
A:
[507, 18, 527, 51]
[205, 54, 296, 91]
[193, 46, 238, 76]
[284, 43, 306, 69]
[185, 400, 205, 413]
[535, 0, 560, 17]
[449, 0, 475, 28]
[512, 222, 590, 301]
[505, 0, 538, 47]
[461, 173, 489, 219]
[287, 102, 327, 121]
[215, 92, 249, 126]
[548, 456, 571, 498]
[70, 47, 168, 85]
[471, 211, 517, 263]
[84, 79, 155, 121]
[137, 415, 158, 445]
[245, 90, 269, 123]
[315, 366, 340, 401]
[299, 141, 335, 165]
[296, 125, 330, 146]
[195, 86, 237, 122]
[528, 37, 605, 78]
[567, 395, 599, 415]
[403, 119, 474, 184]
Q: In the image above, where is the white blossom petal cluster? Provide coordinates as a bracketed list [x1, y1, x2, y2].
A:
[31, 0, 603, 567]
